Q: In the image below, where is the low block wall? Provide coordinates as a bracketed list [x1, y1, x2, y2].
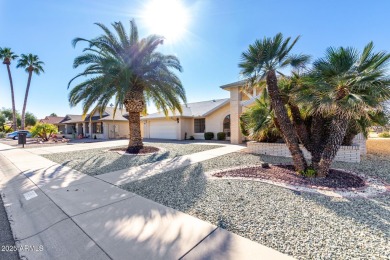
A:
[247, 142, 361, 163]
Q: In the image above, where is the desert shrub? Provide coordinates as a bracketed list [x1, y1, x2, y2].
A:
[378, 132, 390, 138]
[204, 132, 214, 140]
[299, 168, 317, 178]
[217, 132, 226, 140]
[240, 99, 281, 143]
[30, 123, 58, 141]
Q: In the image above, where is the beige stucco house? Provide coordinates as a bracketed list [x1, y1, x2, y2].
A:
[57, 107, 130, 139]
[141, 80, 256, 144]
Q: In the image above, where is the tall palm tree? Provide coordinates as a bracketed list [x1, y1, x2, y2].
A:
[68, 20, 186, 152]
[0, 47, 18, 131]
[299, 42, 390, 176]
[17, 54, 45, 130]
[239, 33, 308, 172]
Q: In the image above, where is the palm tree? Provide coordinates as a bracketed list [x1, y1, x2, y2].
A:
[17, 54, 45, 130]
[239, 33, 308, 172]
[240, 98, 281, 142]
[68, 20, 186, 152]
[299, 43, 390, 176]
[0, 47, 18, 131]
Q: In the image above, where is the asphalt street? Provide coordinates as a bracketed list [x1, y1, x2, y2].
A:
[0, 195, 19, 260]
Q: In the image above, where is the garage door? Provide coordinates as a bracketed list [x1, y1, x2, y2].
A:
[149, 120, 177, 139]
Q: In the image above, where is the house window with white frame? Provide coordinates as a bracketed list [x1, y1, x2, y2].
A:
[194, 118, 205, 133]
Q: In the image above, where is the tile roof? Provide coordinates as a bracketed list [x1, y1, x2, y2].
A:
[141, 98, 230, 119]
[59, 114, 84, 124]
[60, 107, 129, 124]
[39, 116, 65, 124]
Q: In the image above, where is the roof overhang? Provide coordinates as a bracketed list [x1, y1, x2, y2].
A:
[202, 99, 230, 116]
[241, 95, 261, 107]
[219, 80, 246, 90]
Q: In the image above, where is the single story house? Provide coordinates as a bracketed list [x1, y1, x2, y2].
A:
[45, 80, 366, 158]
[56, 107, 130, 139]
[39, 116, 66, 133]
[140, 80, 259, 143]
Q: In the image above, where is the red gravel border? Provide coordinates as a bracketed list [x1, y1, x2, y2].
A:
[212, 164, 366, 190]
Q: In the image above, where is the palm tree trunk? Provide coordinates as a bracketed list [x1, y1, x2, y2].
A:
[310, 116, 327, 172]
[266, 70, 307, 172]
[124, 89, 145, 153]
[21, 71, 33, 130]
[127, 112, 143, 152]
[316, 115, 349, 177]
[6, 64, 17, 131]
[289, 103, 312, 152]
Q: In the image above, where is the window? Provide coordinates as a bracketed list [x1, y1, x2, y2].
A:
[194, 118, 205, 133]
[92, 122, 103, 134]
[223, 115, 231, 137]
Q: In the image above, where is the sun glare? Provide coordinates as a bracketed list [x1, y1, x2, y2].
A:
[141, 0, 189, 42]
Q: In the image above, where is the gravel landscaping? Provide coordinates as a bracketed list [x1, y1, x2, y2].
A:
[122, 140, 390, 259]
[42, 142, 223, 175]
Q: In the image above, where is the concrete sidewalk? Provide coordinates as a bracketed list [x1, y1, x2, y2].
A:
[0, 143, 292, 260]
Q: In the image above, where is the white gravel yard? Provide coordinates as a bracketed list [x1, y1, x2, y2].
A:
[41, 142, 223, 175]
[121, 149, 390, 259]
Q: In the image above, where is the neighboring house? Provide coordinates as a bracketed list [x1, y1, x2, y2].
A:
[55, 107, 130, 139]
[39, 116, 65, 133]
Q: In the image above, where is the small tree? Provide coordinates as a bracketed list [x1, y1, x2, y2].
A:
[30, 123, 58, 141]
[25, 112, 37, 128]
[49, 113, 57, 117]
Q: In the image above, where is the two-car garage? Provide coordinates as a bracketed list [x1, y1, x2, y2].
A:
[143, 119, 178, 139]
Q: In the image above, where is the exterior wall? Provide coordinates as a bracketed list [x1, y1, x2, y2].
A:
[229, 88, 242, 144]
[141, 120, 149, 138]
[205, 103, 230, 134]
[180, 118, 193, 140]
[247, 142, 361, 163]
[105, 121, 129, 139]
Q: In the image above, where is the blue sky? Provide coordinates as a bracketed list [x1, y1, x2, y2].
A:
[0, 0, 389, 119]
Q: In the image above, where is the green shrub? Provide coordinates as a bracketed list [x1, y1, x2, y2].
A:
[378, 132, 390, 138]
[299, 168, 317, 178]
[204, 132, 214, 140]
[0, 132, 5, 138]
[189, 136, 195, 140]
[30, 123, 58, 141]
[217, 132, 226, 140]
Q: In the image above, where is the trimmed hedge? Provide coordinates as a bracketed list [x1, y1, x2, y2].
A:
[204, 132, 214, 140]
[217, 132, 226, 140]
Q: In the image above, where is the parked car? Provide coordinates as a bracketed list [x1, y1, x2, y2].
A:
[6, 131, 32, 140]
